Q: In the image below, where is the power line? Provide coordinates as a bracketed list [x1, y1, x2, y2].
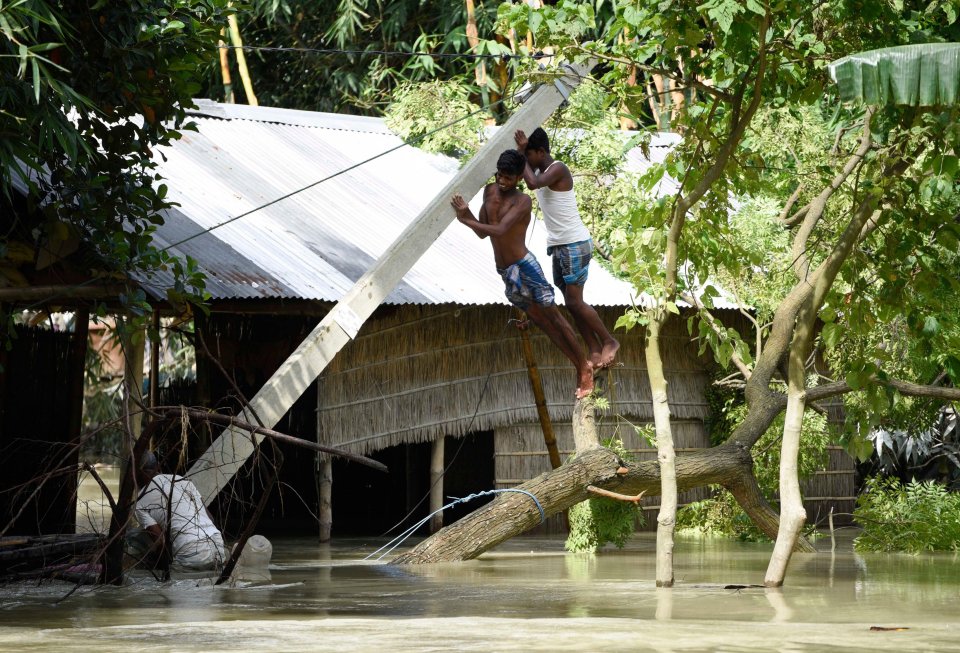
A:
[160, 96, 507, 252]
[218, 43, 548, 62]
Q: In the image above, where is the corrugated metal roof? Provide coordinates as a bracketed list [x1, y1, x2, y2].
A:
[144, 101, 717, 308]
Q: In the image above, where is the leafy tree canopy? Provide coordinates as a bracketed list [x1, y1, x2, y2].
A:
[1, 0, 229, 319]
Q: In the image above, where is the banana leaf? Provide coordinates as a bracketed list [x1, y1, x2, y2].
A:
[828, 43, 960, 107]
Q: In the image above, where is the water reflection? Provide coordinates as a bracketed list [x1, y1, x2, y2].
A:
[2, 524, 960, 651]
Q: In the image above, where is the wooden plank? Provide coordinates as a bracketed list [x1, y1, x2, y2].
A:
[188, 61, 595, 503]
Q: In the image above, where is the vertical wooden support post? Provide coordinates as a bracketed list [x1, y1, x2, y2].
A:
[429, 437, 445, 533]
[66, 309, 89, 534]
[318, 456, 333, 542]
[517, 311, 561, 469]
[149, 309, 160, 409]
[121, 319, 146, 443]
[317, 380, 333, 542]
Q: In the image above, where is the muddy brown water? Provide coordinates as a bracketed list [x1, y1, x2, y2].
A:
[1, 471, 958, 651]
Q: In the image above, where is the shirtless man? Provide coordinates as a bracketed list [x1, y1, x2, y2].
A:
[515, 128, 619, 369]
[451, 149, 594, 399]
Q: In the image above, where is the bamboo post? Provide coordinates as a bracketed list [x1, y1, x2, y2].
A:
[429, 437, 445, 533]
[317, 381, 333, 542]
[65, 309, 89, 534]
[227, 11, 258, 106]
[149, 309, 160, 409]
[218, 28, 235, 104]
[517, 311, 561, 469]
[319, 456, 333, 542]
[121, 319, 146, 443]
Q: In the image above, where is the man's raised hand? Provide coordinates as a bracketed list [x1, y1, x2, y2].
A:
[514, 129, 528, 152]
[451, 194, 472, 222]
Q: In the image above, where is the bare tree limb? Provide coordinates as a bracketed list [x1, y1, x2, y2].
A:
[791, 107, 875, 280]
[151, 406, 388, 472]
[586, 485, 645, 503]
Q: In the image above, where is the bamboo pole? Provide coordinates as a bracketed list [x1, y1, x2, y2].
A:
[317, 381, 333, 542]
[517, 314, 561, 469]
[218, 29, 235, 104]
[319, 457, 333, 542]
[149, 309, 160, 409]
[465, 0, 486, 87]
[227, 12, 257, 106]
[121, 320, 146, 443]
[429, 437, 445, 533]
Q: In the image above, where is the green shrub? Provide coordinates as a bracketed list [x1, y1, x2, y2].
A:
[854, 476, 960, 553]
[565, 437, 644, 552]
[384, 80, 486, 158]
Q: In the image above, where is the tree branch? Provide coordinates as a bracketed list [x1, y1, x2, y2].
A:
[151, 406, 388, 472]
[791, 107, 875, 280]
[586, 485, 645, 503]
[680, 291, 752, 379]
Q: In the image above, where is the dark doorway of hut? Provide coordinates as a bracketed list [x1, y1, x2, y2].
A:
[330, 431, 493, 537]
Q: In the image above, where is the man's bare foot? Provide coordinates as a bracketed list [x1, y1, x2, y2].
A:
[575, 361, 595, 399]
[512, 318, 530, 331]
[589, 349, 602, 368]
[597, 339, 620, 369]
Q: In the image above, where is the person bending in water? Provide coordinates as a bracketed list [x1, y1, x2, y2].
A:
[515, 127, 619, 369]
[451, 149, 594, 399]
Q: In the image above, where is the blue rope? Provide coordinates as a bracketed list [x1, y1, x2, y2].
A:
[363, 488, 545, 562]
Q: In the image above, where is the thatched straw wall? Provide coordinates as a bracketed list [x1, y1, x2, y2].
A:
[800, 447, 857, 525]
[317, 304, 715, 456]
[495, 418, 714, 533]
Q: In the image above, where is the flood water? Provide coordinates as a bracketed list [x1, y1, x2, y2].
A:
[1, 471, 959, 651]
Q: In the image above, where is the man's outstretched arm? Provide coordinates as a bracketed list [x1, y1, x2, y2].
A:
[451, 193, 487, 239]
[455, 194, 531, 238]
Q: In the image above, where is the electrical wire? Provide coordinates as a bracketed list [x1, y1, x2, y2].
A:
[160, 95, 507, 253]
[217, 43, 548, 62]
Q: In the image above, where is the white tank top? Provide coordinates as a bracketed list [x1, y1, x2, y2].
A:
[534, 161, 591, 247]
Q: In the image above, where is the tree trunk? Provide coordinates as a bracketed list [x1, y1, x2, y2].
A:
[725, 471, 816, 553]
[644, 318, 677, 587]
[572, 397, 601, 453]
[392, 439, 761, 564]
[765, 320, 815, 585]
[763, 385, 809, 584]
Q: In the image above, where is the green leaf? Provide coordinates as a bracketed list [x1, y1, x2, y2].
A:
[828, 43, 960, 107]
[821, 322, 841, 349]
[622, 5, 643, 26]
[529, 10, 543, 35]
[697, 0, 742, 33]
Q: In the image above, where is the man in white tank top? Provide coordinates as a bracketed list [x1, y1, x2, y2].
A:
[515, 128, 619, 368]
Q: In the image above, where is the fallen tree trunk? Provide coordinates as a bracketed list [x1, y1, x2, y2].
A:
[392, 439, 793, 564]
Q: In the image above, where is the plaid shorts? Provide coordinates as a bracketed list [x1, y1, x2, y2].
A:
[548, 239, 592, 293]
[497, 251, 555, 310]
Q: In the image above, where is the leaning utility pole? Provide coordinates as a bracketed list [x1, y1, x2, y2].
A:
[188, 61, 594, 503]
